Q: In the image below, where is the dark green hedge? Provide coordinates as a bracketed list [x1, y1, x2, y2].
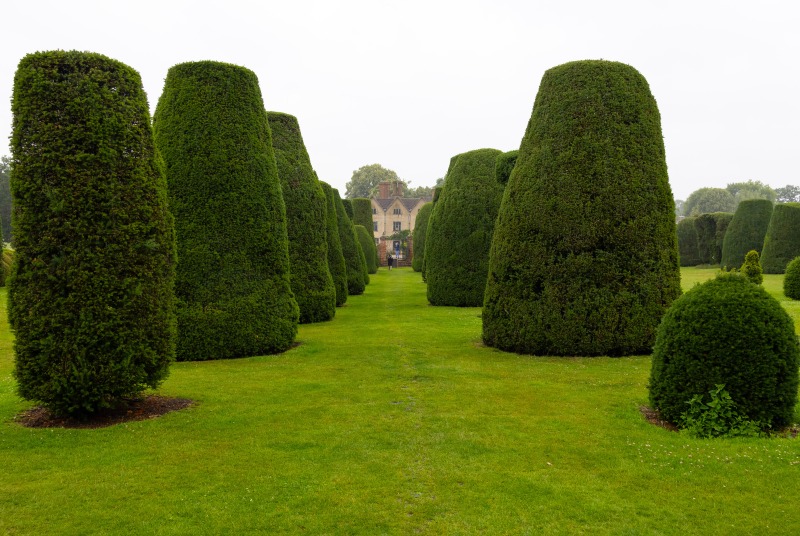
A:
[720, 199, 773, 269]
[649, 273, 799, 428]
[677, 217, 701, 267]
[320, 181, 348, 306]
[355, 225, 377, 277]
[332, 188, 367, 294]
[783, 256, 800, 299]
[154, 60, 298, 361]
[760, 203, 800, 274]
[342, 198, 354, 220]
[9, 51, 176, 416]
[495, 150, 518, 186]
[482, 60, 681, 356]
[267, 111, 336, 324]
[352, 197, 378, 273]
[694, 212, 733, 265]
[426, 148, 504, 306]
[411, 202, 433, 272]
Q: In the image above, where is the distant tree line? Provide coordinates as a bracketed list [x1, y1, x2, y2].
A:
[677, 180, 800, 218]
[344, 162, 442, 199]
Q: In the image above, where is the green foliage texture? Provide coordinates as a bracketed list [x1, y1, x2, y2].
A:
[649, 273, 799, 428]
[411, 202, 433, 272]
[740, 250, 763, 285]
[352, 197, 378, 273]
[720, 199, 773, 269]
[677, 217, 701, 267]
[426, 148, 504, 306]
[0, 156, 12, 243]
[153, 61, 298, 361]
[333, 188, 367, 294]
[495, 150, 518, 186]
[783, 256, 800, 299]
[320, 181, 348, 306]
[9, 51, 176, 416]
[267, 111, 336, 324]
[482, 60, 681, 356]
[354, 225, 377, 278]
[760, 203, 800, 274]
[694, 212, 733, 265]
[683, 187, 735, 217]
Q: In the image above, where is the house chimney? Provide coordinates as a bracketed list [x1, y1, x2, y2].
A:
[378, 181, 390, 199]
[392, 180, 404, 197]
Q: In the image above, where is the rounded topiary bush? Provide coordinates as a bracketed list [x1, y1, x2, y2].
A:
[677, 217, 701, 267]
[267, 111, 336, 324]
[495, 150, 518, 186]
[154, 61, 298, 360]
[10, 51, 176, 416]
[332, 188, 367, 294]
[783, 256, 800, 299]
[649, 273, 799, 429]
[720, 199, 773, 269]
[740, 250, 763, 285]
[426, 148, 504, 306]
[761, 203, 800, 274]
[352, 198, 378, 273]
[483, 60, 681, 356]
[320, 181, 348, 306]
[411, 202, 432, 272]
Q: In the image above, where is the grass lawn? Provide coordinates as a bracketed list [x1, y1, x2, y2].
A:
[1, 267, 799, 534]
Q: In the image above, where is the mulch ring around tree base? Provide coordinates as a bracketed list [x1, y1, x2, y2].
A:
[14, 396, 195, 429]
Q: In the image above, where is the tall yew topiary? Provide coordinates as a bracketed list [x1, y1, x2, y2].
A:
[154, 61, 298, 361]
[677, 217, 701, 267]
[9, 51, 176, 416]
[355, 225, 377, 277]
[333, 188, 367, 294]
[267, 111, 336, 324]
[352, 197, 378, 273]
[426, 148, 504, 306]
[483, 60, 681, 356]
[720, 199, 773, 269]
[411, 202, 433, 272]
[760, 203, 800, 274]
[320, 181, 348, 306]
[694, 212, 733, 265]
[495, 150, 518, 187]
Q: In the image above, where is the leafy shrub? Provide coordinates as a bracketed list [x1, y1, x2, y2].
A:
[320, 181, 348, 306]
[720, 199, 773, 269]
[154, 60, 298, 360]
[483, 60, 681, 356]
[694, 212, 733, 265]
[426, 148, 504, 306]
[10, 51, 176, 416]
[352, 198, 378, 273]
[495, 150, 518, 186]
[267, 111, 336, 324]
[411, 202, 433, 272]
[649, 273, 799, 429]
[680, 384, 765, 438]
[740, 250, 763, 285]
[760, 203, 800, 273]
[783, 256, 800, 300]
[332, 188, 367, 294]
[676, 217, 701, 267]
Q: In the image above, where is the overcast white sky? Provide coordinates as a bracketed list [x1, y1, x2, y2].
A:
[1, 0, 797, 200]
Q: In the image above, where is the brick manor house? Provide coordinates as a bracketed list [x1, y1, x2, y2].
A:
[371, 181, 430, 266]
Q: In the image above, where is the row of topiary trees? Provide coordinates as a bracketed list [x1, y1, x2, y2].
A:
[8, 52, 371, 417]
[677, 199, 800, 273]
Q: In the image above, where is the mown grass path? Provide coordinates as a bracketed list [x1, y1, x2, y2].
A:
[1, 268, 799, 534]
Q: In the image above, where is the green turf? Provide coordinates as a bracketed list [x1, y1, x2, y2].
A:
[1, 268, 798, 534]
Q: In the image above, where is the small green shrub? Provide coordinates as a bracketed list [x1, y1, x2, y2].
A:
[649, 273, 799, 429]
[680, 384, 765, 438]
[740, 250, 763, 285]
[783, 256, 800, 300]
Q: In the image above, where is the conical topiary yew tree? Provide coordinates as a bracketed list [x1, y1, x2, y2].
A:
[320, 181, 348, 306]
[411, 202, 433, 272]
[483, 60, 681, 356]
[154, 60, 298, 361]
[267, 111, 336, 324]
[694, 212, 733, 265]
[352, 197, 378, 273]
[354, 225, 377, 277]
[760, 203, 800, 274]
[677, 217, 701, 267]
[9, 51, 176, 416]
[495, 150, 518, 187]
[426, 148, 504, 306]
[720, 199, 773, 269]
[333, 188, 368, 294]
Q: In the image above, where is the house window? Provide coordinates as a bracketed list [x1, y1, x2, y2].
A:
[393, 221, 401, 231]
[393, 208, 402, 215]
[372, 208, 377, 214]
[373, 221, 378, 232]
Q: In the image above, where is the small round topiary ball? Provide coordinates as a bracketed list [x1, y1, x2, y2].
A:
[784, 256, 800, 300]
[649, 273, 799, 429]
